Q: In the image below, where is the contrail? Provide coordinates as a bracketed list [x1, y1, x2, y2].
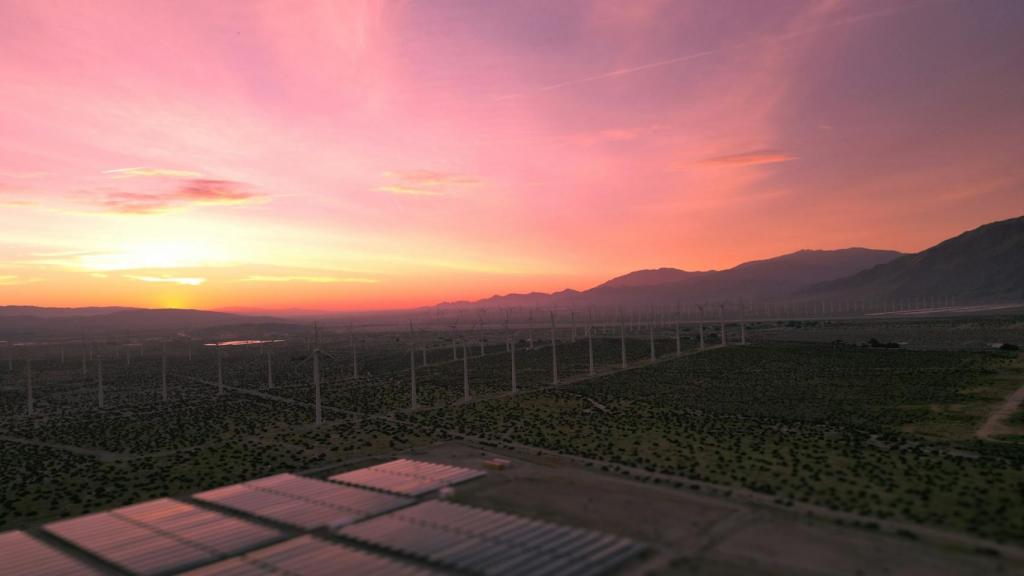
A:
[525, 0, 951, 96]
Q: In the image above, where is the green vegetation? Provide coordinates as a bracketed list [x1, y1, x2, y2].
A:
[2, 322, 1022, 546]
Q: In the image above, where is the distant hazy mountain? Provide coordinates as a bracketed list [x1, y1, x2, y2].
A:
[441, 247, 905, 309]
[0, 306, 136, 318]
[0, 307, 288, 338]
[808, 216, 1024, 301]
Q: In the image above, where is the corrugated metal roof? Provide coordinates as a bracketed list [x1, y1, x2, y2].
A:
[0, 530, 102, 576]
[337, 500, 644, 576]
[330, 459, 486, 496]
[183, 535, 436, 576]
[43, 498, 283, 575]
[194, 473, 412, 530]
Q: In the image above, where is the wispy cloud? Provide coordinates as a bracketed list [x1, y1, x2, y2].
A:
[103, 167, 203, 179]
[0, 275, 42, 286]
[695, 150, 798, 168]
[376, 170, 478, 196]
[98, 179, 259, 214]
[238, 275, 378, 284]
[124, 274, 206, 286]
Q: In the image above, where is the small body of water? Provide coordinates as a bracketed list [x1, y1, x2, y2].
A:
[205, 339, 284, 347]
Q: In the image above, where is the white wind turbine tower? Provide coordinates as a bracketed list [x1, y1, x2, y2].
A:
[510, 329, 518, 394]
[301, 322, 336, 426]
[570, 308, 577, 343]
[648, 305, 656, 362]
[619, 308, 627, 369]
[504, 310, 512, 353]
[81, 337, 88, 377]
[739, 300, 747, 345]
[588, 308, 595, 376]
[528, 308, 535, 350]
[349, 324, 359, 378]
[26, 357, 33, 416]
[216, 343, 224, 395]
[449, 312, 461, 361]
[266, 343, 274, 390]
[98, 352, 105, 409]
[674, 301, 682, 356]
[409, 322, 417, 410]
[477, 309, 486, 356]
[7, 341, 12, 372]
[462, 338, 470, 402]
[719, 303, 727, 346]
[161, 341, 168, 402]
[550, 311, 559, 385]
[697, 304, 706, 349]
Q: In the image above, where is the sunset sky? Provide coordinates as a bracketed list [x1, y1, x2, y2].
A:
[1, 0, 1021, 311]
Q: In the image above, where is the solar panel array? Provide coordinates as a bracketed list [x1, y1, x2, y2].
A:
[0, 530, 102, 576]
[194, 473, 412, 530]
[338, 500, 645, 576]
[183, 535, 436, 576]
[330, 459, 486, 496]
[44, 498, 283, 575]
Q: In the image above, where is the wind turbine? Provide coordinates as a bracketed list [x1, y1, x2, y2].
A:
[409, 322, 417, 410]
[719, 303, 727, 346]
[648, 305, 656, 362]
[528, 308, 535, 350]
[98, 353, 104, 409]
[619, 308, 627, 369]
[216, 343, 224, 395]
[26, 357, 33, 416]
[349, 323, 358, 378]
[161, 341, 168, 402]
[266, 343, 274, 389]
[462, 339, 470, 402]
[674, 301, 682, 356]
[477, 309, 486, 356]
[587, 308, 595, 376]
[301, 322, 336, 425]
[698, 304, 706, 350]
[449, 312, 461, 361]
[739, 300, 747, 345]
[550, 311, 558, 385]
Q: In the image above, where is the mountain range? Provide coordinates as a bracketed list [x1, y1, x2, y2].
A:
[442, 215, 1024, 309]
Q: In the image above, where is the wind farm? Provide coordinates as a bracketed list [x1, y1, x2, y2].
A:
[2, 1, 1024, 574]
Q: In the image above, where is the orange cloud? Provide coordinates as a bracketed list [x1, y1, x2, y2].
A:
[696, 150, 798, 168]
[103, 167, 202, 178]
[377, 170, 478, 196]
[124, 274, 206, 286]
